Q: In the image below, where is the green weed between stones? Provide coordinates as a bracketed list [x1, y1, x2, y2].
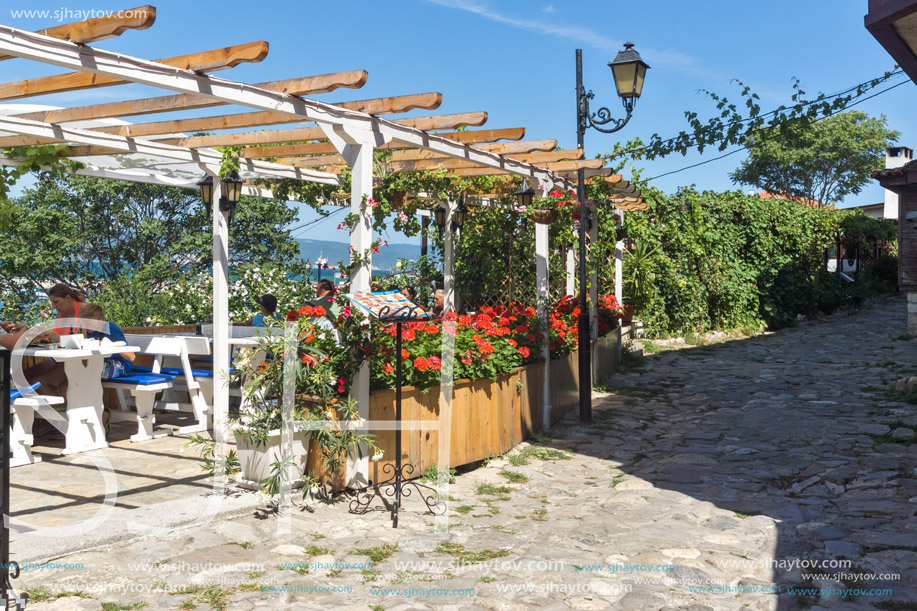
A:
[101, 604, 149, 611]
[434, 542, 510, 563]
[498, 469, 529, 483]
[352, 543, 399, 564]
[476, 483, 511, 495]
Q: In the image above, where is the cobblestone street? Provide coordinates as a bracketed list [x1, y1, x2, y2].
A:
[15, 294, 917, 610]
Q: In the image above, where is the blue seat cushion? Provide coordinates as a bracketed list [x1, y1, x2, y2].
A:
[10, 382, 41, 400]
[108, 372, 175, 385]
[129, 365, 231, 378]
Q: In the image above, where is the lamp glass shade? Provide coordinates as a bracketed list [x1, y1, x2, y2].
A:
[222, 169, 244, 204]
[513, 178, 535, 208]
[453, 200, 469, 229]
[609, 42, 649, 99]
[197, 174, 214, 206]
[433, 206, 446, 231]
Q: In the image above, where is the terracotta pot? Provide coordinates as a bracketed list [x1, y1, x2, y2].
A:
[621, 304, 635, 324]
[532, 209, 557, 224]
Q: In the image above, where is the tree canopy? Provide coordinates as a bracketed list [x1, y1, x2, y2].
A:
[728, 111, 899, 205]
[0, 173, 302, 317]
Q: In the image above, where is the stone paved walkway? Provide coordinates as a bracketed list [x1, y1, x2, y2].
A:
[13, 295, 917, 610]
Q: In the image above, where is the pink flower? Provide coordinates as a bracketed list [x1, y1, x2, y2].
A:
[399, 212, 408, 223]
[342, 305, 352, 317]
[349, 245, 355, 252]
[373, 247, 380, 253]
[367, 197, 377, 208]
[518, 206, 527, 212]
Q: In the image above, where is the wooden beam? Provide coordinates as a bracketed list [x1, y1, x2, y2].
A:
[559, 169, 622, 181]
[0, 26, 569, 190]
[0, 5, 156, 61]
[13, 72, 368, 126]
[0, 40, 270, 101]
[110, 92, 445, 142]
[0, 135, 63, 147]
[95, 109, 487, 143]
[385, 149, 585, 172]
[241, 127, 528, 159]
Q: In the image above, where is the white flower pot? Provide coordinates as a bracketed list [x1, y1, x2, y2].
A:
[234, 428, 311, 490]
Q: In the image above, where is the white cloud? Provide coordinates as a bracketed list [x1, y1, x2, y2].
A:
[543, 5, 555, 13]
[422, 0, 720, 80]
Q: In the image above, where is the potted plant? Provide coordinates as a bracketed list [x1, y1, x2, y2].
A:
[528, 188, 576, 224]
[224, 302, 378, 498]
[623, 241, 657, 321]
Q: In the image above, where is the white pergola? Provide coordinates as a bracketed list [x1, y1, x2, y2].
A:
[0, 9, 646, 485]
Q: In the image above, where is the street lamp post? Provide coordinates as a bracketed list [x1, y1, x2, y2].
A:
[574, 43, 648, 424]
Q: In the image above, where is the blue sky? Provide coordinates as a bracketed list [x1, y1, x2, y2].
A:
[5, 0, 915, 246]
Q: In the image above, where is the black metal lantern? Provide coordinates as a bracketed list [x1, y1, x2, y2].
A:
[433, 205, 446, 233]
[452, 196, 469, 231]
[609, 42, 649, 111]
[197, 174, 214, 207]
[513, 178, 535, 209]
[220, 169, 243, 212]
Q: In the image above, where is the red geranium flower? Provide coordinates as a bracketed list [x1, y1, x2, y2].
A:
[425, 325, 439, 334]
[402, 329, 416, 341]
[312, 306, 327, 316]
[299, 305, 313, 316]
[286, 310, 300, 321]
[429, 356, 442, 371]
[526, 334, 536, 342]
[480, 342, 495, 354]
[518, 346, 530, 358]
[461, 352, 473, 365]
[402, 348, 410, 360]
[507, 339, 518, 348]
[445, 312, 458, 322]
[414, 357, 429, 371]
[383, 363, 394, 373]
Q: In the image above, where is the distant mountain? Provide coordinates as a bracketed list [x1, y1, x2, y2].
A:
[297, 238, 424, 271]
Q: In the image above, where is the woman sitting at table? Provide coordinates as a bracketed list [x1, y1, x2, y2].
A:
[80, 303, 135, 379]
[25, 283, 84, 397]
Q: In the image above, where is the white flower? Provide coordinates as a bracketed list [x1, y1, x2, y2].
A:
[372, 450, 384, 462]
[325, 411, 335, 420]
[256, 490, 272, 505]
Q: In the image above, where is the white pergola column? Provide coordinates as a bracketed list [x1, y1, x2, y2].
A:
[211, 174, 230, 455]
[535, 220, 552, 429]
[442, 201, 456, 314]
[615, 208, 624, 307]
[615, 209, 625, 363]
[327, 129, 374, 489]
[566, 247, 576, 296]
[589, 209, 599, 384]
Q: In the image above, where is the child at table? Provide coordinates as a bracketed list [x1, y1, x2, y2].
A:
[80, 304, 135, 380]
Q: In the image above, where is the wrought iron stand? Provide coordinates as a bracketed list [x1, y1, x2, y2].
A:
[349, 305, 446, 527]
[1, 350, 25, 609]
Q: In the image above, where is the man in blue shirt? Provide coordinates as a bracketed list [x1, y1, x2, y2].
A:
[252, 294, 284, 328]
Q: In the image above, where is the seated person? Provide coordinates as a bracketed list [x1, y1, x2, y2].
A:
[26, 283, 85, 397]
[0, 321, 28, 350]
[431, 289, 445, 318]
[248, 294, 284, 328]
[305, 279, 339, 324]
[79, 303, 135, 380]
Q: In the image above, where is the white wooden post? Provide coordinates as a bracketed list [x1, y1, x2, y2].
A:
[615, 208, 624, 363]
[589, 207, 599, 382]
[443, 201, 456, 314]
[615, 208, 624, 308]
[326, 128, 375, 489]
[566, 247, 576, 296]
[535, 220, 551, 430]
[212, 175, 230, 458]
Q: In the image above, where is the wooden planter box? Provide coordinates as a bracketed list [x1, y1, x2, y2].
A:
[367, 351, 580, 484]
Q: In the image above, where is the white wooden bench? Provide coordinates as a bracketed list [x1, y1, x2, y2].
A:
[9, 383, 64, 467]
[120, 334, 213, 435]
[103, 335, 179, 442]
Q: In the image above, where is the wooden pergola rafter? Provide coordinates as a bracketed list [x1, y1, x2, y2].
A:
[0, 7, 642, 487]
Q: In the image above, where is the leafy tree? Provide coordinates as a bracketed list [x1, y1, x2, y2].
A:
[0, 173, 303, 319]
[728, 111, 899, 205]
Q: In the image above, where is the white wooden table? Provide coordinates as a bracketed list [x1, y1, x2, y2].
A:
[18, 344, 138, 455]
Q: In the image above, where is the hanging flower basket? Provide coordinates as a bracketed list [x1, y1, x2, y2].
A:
[532, 209, 557, 224]
[390, 190, 407, 210]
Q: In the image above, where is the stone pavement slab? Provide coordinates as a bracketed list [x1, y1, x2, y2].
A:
[8, 295, 917, 610]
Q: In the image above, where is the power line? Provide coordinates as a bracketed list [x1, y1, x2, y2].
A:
[287, 206, 346, 236]
[644, 79, 910, 183]
[618, 69, 905, 163]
